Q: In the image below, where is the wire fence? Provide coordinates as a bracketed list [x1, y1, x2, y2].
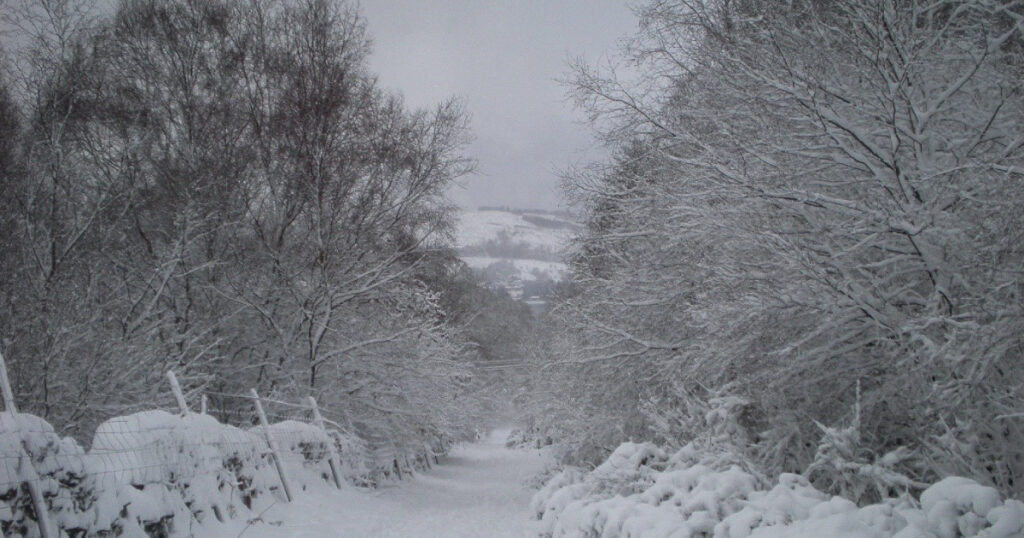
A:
[0, 354, 440, 538]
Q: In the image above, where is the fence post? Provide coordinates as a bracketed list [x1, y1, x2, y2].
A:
[200, 394, 208, 415]
[0, 351, 15, 413]
[0, 351, 54, 538]
[307, 396, 343, 489]
[250, 389, 293, 502]
[165, 371, 190, 416]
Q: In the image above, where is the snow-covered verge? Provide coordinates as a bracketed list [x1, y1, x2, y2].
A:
[0, 410, 354, 537]
[531, 442, 1024, 538]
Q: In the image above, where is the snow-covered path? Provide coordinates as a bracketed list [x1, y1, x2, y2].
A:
[237, 429, 550, 538]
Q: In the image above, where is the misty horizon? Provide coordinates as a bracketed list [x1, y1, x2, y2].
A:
[362, 0, 636, 210]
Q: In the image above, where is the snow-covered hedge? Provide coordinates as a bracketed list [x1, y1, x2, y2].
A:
[0, 410, 346, 537]
[357, 430, 452, 486]
[259, 419, 340, 490]
[507, 428, 555, 450]
[532, 442, 1024, 538]
[0, 412, 96, 537]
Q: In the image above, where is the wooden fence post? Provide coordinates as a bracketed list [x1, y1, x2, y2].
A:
[165, 371, 190, 416]
[0, 351, 54, 538]
[250, 389, 293, 502]
[200, 394, 208, 415]
[307, 396, 343, 489]
[0, 351, 15, 413]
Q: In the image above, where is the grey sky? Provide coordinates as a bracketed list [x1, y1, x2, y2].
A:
[360, 0, 636, 210]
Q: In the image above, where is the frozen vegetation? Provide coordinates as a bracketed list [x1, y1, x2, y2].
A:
[1, 410, 360, 536]
[531, 442, 1024, 538]
[2, 0, 1023, 536]
[518, 0, 1024, 514]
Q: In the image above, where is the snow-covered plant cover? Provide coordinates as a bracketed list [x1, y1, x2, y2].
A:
[0, 412, 94, 537]
[806, 415, 925, 504]
[589, 442, 667, 496]
[90, 410, 283, 533]
[258, 420, 337, 490]
[328, 429, 372, 486]
[1, 409, 347, 536]
[533, 441, 1024, 538]
[531, 0, 1024, 500]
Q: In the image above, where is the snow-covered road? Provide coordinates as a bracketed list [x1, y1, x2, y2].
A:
[235, 429, 550, 538]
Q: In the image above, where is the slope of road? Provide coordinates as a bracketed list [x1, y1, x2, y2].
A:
[232, 429, 552, 538]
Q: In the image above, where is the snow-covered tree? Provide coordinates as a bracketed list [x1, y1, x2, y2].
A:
[530, 0, 1024, 499]
[0, 0, 483, 456]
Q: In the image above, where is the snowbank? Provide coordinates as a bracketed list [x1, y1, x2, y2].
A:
[0, 412, 94, 536]
[259, 419, 338, 490]
[1, 410, 346, 537]
[532, 442, 1024, 538]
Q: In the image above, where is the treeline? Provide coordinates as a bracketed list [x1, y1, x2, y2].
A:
[523, 0, 1024, 501]
[0, 0, 516, 454]
[459, 232, 564, 262]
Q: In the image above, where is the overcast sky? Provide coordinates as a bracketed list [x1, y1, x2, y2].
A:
[360, 0, 636, 210]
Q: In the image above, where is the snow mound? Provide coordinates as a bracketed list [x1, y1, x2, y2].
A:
[1, 410, 347, 536]
[258, 419, 338, 490]
[590, 442, 666, 493]
[0, 412, 94, 536]
[532, 441, 1024, 538]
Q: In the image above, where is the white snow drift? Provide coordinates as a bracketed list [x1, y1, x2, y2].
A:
[1, 410, 355, 536]
[531, 442, 1024, 538]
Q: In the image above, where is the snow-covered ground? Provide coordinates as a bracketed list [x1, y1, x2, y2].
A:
[225, 429, 552, 538]
[456, 210, 574, 252]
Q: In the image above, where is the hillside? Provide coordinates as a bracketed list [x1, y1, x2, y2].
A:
[454, 208, 578, 302]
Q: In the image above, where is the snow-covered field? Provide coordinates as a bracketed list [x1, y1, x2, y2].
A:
[455, 210, 574, 253]
[228, 429, 552, 538]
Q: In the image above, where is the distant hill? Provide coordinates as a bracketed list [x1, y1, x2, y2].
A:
[454, 208, 578, 305]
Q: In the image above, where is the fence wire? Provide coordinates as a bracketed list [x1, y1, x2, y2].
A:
[0, 381, 356, 537]
[0, 361, 449, 537]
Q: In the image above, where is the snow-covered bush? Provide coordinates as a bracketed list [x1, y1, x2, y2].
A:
[806, 414, 925, 505]
[531, 467, 588, 531]
[533, 441, 1024, 538]
[329, 429, 372, 487]
[506, 429, 530, 448]
[260, 420, 337, 490]
[507, 427, 555, 450]
[89, 410, 282, 533]
[0, 412, 94, 537]
[589, 442, 667, 496]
